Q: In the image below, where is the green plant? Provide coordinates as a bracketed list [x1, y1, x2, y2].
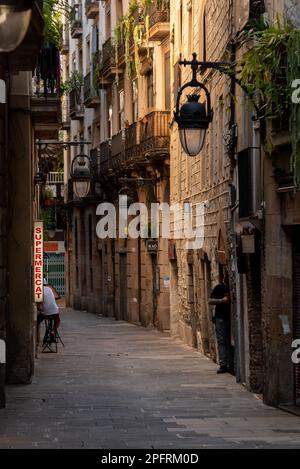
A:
[92, 51, 101, 89]
[239, 18, 300, 188]
[61, 70, 83, 95]
[114, 1, 153, 79]
[41, 206, 56, 241]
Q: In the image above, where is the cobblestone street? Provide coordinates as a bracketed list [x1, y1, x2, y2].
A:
[1, 308, 300, 449]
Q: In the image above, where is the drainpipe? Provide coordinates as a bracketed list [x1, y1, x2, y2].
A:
[228, 40, 242, 381]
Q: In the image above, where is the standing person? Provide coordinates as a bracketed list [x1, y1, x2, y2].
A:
[209, 270, 230, 374]
[37, 279, 61, 341]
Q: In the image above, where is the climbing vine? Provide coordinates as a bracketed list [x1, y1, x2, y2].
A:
[113, 0, 167, 79]
[43, 0, 71, 49]
[239, 18, 300, 188]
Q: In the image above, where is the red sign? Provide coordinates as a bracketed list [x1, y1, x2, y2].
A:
[34, 221, 43, 303]
[44, 242, 59, 252]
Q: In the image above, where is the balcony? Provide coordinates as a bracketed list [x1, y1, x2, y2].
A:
[46, 172, 64, 199]
[125, 122, 140, 161]
[139, 111, 170, 157]
[69, 89, 84, 120]
[111, 131, 125, 169]
[97, 38, 122, 87]
[86, 0, 99, 19]
[148, 0, 170, 41]
[31, 45, 61, 139]
[99, 140, 111, 176]
[71, 5, 83, 38]
[84, 72, 100, 108]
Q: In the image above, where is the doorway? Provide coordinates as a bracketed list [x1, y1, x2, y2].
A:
[119, 253, 127, 321]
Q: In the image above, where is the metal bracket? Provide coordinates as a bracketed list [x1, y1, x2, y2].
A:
[36, 139, 91, 179]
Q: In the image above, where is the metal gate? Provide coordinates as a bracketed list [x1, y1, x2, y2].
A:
[44, 253, 65, 297]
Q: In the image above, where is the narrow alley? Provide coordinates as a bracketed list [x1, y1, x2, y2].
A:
[1, 309, 300, 450]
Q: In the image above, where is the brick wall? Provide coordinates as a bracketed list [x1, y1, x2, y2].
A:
[170, 0, 233, 354]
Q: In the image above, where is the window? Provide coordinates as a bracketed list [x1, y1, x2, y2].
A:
[74, 216, 78, 260]
[106, 7, 111, 40]
[164, 52, 170, 110]
[147, 72, 154, 109]
[203, 9, 206, 61]
[118, 89, 125, 131]
[74, 216, 79, 289]
[188, 2, 193, 55]
[199, 6, 207, 62]
[179, 0, 183, 49]
[88, 214, 93, 261]
[132, 79, 138, 122]
[116, 0, 122, 19]
[86, 37, 90, 72]
[78, 47, 83, 74]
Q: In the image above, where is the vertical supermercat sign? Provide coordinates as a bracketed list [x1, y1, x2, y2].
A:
[34, 221, 43, 302]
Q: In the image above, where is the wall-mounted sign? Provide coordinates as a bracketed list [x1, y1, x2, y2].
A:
[34, 221, 44, 303]
[146, 239, 158, 255]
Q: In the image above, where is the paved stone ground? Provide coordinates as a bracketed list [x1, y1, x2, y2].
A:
[1, 308, 300, 449]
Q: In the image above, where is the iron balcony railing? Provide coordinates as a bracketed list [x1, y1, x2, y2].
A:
[90, 147, 100, 179]
[100, 140, 111, 175]
[139, 110, 170, 143]
[99, 37, 115, 74]
[69, 88, 84, 118]
[148, 0, 170, 28]
[47, 172, 64, 184]
[125, 122, 139, 161]
[111, 131, 125, 168]
[32, 44, 60, 97]
[84, 71, 98, 102]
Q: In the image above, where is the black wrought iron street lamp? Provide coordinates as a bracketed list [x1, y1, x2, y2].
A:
[71, 154, 91, 199]
[174, 53, 232, 157]
[0, 0, 34, 52]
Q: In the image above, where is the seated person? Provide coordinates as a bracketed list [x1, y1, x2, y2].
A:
[37, 279, 61, 340]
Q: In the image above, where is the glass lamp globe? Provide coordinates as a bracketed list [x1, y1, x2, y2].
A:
[73, 179, 91, 199]
[177, 94, 210, 157]
[0, 1, 32, 52]
[179, 127, 207, 157]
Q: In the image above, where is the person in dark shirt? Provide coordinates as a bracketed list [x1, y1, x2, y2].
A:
[209, 271, 230, 374]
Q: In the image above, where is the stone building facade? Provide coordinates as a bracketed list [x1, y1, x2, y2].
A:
[0, 1, 60, 407]
[62, 0, 300, 409]
[169, 0, 300, 409]
[64, 0, 171, 331]
[169, 0, 234, 361]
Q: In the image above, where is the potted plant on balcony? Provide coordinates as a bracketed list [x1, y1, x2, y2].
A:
[60, 70, 83, 109]
[42, 188, 55, 207]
